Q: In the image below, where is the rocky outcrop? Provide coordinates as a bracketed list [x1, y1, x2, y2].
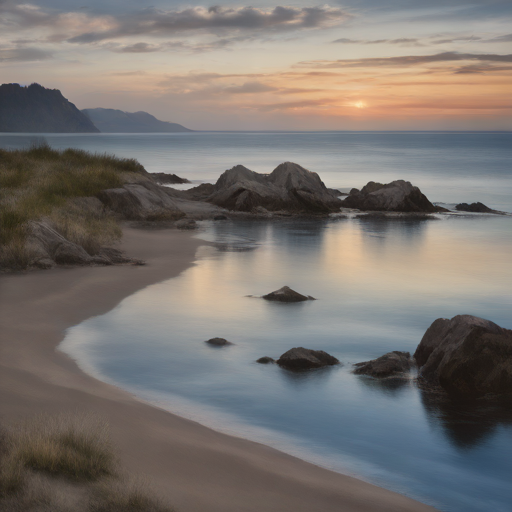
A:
[277, 347, 339, 370]
[184, 162, 342, 214]
[25, 221, 137, 269]
[414, 315, 512, 397]
[341, 180, 437, 213]
[455, 202, 500, 214]
[205, 337, 233, 346]
[353, 351, 412, 378]
[256, 357, 275, 364]
[262, 286, 315, 302]
[149, 172, 190, 184]
[97, 181, 185, 221]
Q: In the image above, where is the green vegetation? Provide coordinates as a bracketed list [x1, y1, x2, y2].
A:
[0, 142, 145, 269]
[0, 414, 174, 512]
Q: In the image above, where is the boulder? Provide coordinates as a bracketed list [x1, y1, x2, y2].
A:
[256, 357, 275, 364]
[205, 337, 233, 346]
[175, 218, 198, 230]
[277, 347, 339, 370]
[186, 162, 342, 214]
[262, 286, 315, 303]
[26, 221, 92, 266]
[353, 351, 412, 378]
[149, 172, 190, 184]
[414, 315, 512, 397]
[341, 180, 437, 213]
[97, 181, 185, 221]
[455, 202, 499, 214]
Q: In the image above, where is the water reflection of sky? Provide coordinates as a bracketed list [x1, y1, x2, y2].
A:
[61, 216, 512, 512]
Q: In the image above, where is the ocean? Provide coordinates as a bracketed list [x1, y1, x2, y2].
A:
[2, 132, 511, 512]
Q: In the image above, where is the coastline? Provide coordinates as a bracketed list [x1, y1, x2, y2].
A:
[0, 225, 438, 512]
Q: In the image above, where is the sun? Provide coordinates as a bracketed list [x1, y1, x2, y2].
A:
[353, 101, 367, 109]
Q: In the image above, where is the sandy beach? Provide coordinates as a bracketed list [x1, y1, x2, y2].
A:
[0, 225, 438, 512]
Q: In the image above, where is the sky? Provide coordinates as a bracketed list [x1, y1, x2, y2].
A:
[0, 0, 511, 130]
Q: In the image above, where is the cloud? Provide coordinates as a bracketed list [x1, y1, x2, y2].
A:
[487, 33, 512, 43]
[255, 98, 335, 111]
[0, 46, 52, 62]
[224, 82, 278, 94]
[297, 52, 512, 68]
[66, 5, 350, 44]
[115, 42, 161, 53]
[454, 63, 512, 74]
[333, 37, 420, 46]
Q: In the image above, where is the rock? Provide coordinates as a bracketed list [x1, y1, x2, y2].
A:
[213, 214, 228, 220]
[257, 357, 275, 364]
[455, 202, 499, 214]
[277, 347, 339, 370]
[97, 247, 133, 264]
[341, 180, 437, 213]
[205, 337, 233, 346]
[27, 221, 92, 266]
[353, 351, 412, 378]
[327, 188, 347, 197]
[97, 181, 185, 221]
[189, 162, 342, 214]
[414, 315, 512, 397]
[262, 286, 315, 302]
[175, 218, 198, 230]
[150, 172, 191, 184]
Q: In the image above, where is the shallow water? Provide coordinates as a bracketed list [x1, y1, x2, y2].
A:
[3, 132, 511, 511]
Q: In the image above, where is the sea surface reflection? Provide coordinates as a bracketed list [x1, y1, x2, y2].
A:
[61, 215, 512, 512]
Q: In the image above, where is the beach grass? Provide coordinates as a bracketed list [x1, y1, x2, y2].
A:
[0, 413, 174, 512]
[0, 142, 145, 269]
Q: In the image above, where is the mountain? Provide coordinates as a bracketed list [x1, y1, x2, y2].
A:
[81, 108, 192, 133]
[0, 83, 99, 133]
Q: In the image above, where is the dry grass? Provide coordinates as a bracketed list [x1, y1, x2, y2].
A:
[0, 414, 175, 512]
[0, 141, 145, 269]
[10, 414, 116, 482]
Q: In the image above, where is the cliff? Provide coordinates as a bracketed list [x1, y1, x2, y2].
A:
[81, 108, 192, 133]
[0, 83, 99, 133]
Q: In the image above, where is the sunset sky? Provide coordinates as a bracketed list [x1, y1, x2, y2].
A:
[1, 0, 511, 130]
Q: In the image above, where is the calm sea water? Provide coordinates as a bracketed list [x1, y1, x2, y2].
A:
[2, 133, 512, 511]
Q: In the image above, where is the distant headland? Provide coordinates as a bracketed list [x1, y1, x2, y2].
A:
[0, 83, 192, 133]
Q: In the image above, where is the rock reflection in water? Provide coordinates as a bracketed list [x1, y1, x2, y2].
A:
[420, 391, 512, 450]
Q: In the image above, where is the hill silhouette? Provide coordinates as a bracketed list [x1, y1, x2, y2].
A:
[0, 83, 99, 133]
[82, 108, 192, 133]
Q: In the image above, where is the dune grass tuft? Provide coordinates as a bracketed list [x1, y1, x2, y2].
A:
[0, 141, 146, 269]
[11, 414, 116, 482]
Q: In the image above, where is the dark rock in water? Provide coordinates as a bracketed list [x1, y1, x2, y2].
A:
[175, 218, 197, 230]
[341, 180, 437, 213]
[277, 347, 339, 370]
[455, 202, 498, 214]
[414, 315, 512, 397]
[262, 286, 314, 302]
[257, 357, 275, 364]
[97, 181, 185, 221]
[205, 337, 233, 346]
[353, 351, 412, 378]
[213, 214, 228, 220]
[187, 162, 342, 214]
[150, 172, 190, 184]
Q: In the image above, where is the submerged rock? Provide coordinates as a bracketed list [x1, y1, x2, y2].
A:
[455, 202, 500, 214]
[175, 218, 198, 230]
[277, 347, 339, 370]
[185, 162, 342, 214]
[341, 180, 437, 213]
[353, 351, 412, 378]
[205, 337, 233, 346]
[262, 286, 315, 303]
[256, 357, 275, 364]
[414, 315, 512, 397]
